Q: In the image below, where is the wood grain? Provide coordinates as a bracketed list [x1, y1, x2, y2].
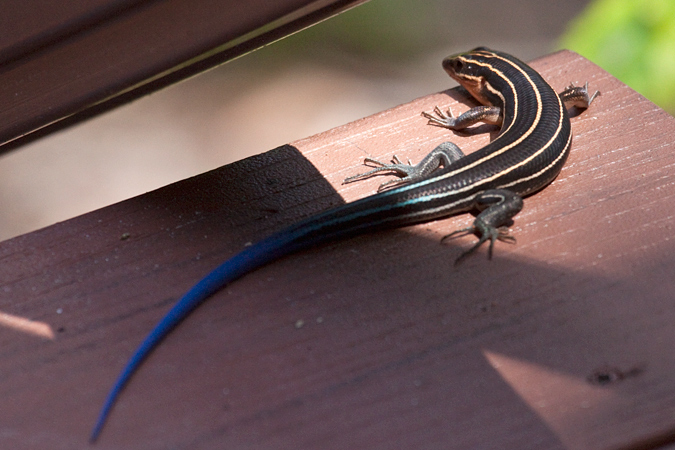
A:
[1, 50, 675, 449]
[0, 0, 367, 154]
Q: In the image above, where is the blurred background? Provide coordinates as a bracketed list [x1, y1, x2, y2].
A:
[0, 0, 673, 241]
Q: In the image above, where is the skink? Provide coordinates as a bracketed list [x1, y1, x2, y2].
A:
[91, 47, 597, 441]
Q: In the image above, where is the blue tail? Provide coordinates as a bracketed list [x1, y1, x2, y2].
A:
[90, 181, 419, 441]
[90, 230, 305, 442]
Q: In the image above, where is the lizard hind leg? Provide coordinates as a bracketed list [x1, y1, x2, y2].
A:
[442, 189, 523, 265]
[343, 141, 465, 192]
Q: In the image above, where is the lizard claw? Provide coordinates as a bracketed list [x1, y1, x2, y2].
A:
[442, 223, 516, 265]
[422, 105, 458, 128]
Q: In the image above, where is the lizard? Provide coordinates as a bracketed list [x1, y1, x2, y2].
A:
[90, 47, 598, 442]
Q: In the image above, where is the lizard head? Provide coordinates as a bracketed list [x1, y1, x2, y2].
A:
[441, 47, 506, 107]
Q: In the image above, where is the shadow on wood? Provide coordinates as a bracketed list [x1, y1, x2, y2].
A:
[1, 50, 675, 450]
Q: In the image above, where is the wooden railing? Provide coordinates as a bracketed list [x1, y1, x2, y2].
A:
[2, 3, 675, 448]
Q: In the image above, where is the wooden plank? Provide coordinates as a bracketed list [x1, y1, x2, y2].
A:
[0, 0, 367, 154]
[0, 0, 148, 64]
[1, 50, 675, 449]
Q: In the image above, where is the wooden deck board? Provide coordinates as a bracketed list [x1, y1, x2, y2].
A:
[1, 50, 675, 449]
[0, 0, 367, 154]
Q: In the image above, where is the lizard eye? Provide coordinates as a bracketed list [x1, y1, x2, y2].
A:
[442, 57, 469, 76]
[450, 59, 464, 73]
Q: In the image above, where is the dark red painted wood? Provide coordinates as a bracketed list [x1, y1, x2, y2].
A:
[0, 0, 367, 154]
[1, 51, 675, 449]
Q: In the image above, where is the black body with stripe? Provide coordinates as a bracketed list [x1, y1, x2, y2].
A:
[273, 47, 573, 244]
[91, 47, 576, 441]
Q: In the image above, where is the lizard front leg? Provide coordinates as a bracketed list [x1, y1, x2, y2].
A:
[559, 81, 600, 109]
[422, 105, 502, 130]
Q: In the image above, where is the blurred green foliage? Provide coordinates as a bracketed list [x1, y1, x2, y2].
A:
[272, 0, 438, 62]
[560, 0, 675, 112]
